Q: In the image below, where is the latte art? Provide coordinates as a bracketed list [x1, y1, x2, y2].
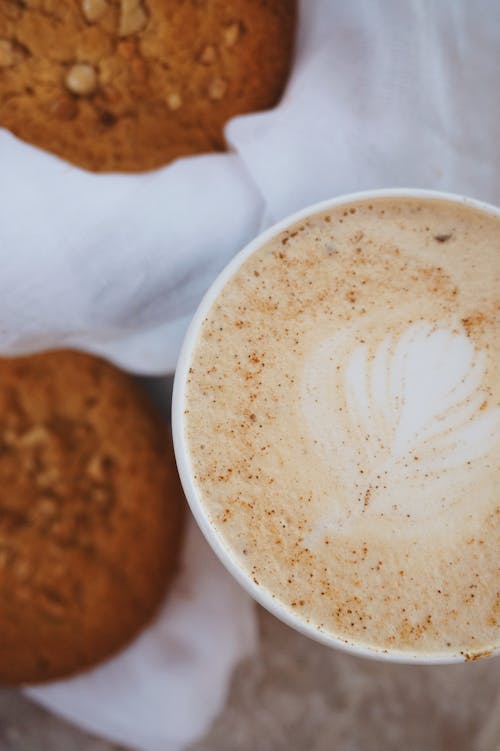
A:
[303, 322, 499, 531]
[184, 196, 500, 658]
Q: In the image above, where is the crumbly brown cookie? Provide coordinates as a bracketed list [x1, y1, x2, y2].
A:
[0, 350, 184, 685]
[0, 0, 296, 172]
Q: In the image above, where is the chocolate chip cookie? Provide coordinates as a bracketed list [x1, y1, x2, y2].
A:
[0, 0, 296, 172]
[0, 350, 184, 685]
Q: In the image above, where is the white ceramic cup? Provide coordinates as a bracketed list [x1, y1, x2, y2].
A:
[172, 188, 500, 665]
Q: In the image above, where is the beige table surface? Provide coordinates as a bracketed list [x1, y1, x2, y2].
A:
[1, 606, 499, 751]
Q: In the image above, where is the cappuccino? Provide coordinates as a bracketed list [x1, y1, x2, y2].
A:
[183, 196, 499, 658]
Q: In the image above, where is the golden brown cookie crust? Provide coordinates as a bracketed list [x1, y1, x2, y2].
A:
[0, 350, 184, 685]
[0, 0, 296, 172]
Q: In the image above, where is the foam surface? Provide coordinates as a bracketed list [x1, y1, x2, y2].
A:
[184, 197, 499, 657]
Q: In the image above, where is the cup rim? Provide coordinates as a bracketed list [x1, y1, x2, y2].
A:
[172, 187, 500, 665]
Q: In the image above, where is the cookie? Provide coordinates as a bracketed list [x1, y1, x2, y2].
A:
[0, 350, 184, 685]
[0, 0, 296, 172]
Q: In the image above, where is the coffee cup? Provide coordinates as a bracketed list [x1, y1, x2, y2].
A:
[173, 189, 500, 664]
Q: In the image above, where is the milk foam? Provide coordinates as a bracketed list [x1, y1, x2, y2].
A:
[302, 322, 499, 532]
[185, 196, 500, 658]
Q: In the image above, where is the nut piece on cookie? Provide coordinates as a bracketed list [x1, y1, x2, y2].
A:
[167, 92, 182, 111]
[119, 0, 149, 36]
[199, 45, 216, 65]
[82, 0, 108, 23]
[86, 453, 111, 482]
[65, 63, 98, 96]
[223, 23, 241, 47]
[208, 77, 227, 100]
[0, 40, 14, 68]
[18, 425, 50, 447]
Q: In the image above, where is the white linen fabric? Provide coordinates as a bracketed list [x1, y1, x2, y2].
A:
[1, 0, 499, 749]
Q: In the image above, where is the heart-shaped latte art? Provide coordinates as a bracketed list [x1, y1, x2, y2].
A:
[302, 322, 499, 534]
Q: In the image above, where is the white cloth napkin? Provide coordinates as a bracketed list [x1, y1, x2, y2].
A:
[1, 0, 499, 748]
